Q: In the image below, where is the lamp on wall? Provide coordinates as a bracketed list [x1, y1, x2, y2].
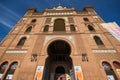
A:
[82, 53, 88, 62]
[31, 53, 38, 62]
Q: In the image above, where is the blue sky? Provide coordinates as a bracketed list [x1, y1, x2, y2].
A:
[0, 0, 120, 41]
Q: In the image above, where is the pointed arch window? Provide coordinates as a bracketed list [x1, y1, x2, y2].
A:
[25, 26, 32, 33]
[0, 62, 8, 79]
[70, 24, 76, 31]
[83, 18, 89, 22]
[88, 25, 95, 31]
[43, 25, 49, 32]
[93, 36, 104, 45]
[54, 19, 65, 31]
[4, 62, 18, 80]
[102, 62, 118, 80]
[17, 37, 27, 46]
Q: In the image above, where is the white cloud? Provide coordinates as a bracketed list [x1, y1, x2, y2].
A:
[0, 4, 20, 28]
[0, 4, 20, 18]
[0, 21, 12, 28]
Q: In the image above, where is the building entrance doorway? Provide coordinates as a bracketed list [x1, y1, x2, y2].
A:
[44, 40, 75, 80]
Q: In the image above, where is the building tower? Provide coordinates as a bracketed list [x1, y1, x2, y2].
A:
[0, 5, 120, 80]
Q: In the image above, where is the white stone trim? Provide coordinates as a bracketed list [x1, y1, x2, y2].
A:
[47, 12, 73, 15]
[23, 18, 28, 20]
[20, 35, 30, 39]
[6, 50, 27, 54]
[44, 36, 75, 46]
[92, 49, 116, 53]
[93, 16, 98, 18]
[90, 34, 101, 39]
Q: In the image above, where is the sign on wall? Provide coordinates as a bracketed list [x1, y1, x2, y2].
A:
[70, 69, 74, 80]
[74, 66, 83, 80]
[101, 22, 120, 41]
[107, 75, 115, 80]
[116, 69, 120, 78]
[34, 66, 44, 80]
[5, 74, 13, 80]
[0, 74, 3, 79]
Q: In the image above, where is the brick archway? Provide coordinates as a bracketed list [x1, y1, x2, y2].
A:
[43, 40, 75, 80]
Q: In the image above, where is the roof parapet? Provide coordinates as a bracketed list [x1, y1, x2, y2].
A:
[83, 6, 94, 11]
[27, 8, 37, 12]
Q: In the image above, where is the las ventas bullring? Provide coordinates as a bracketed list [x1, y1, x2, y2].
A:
[0, 5, 120, 80]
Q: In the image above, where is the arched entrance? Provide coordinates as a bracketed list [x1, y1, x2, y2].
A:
[44, 40, 74, 80]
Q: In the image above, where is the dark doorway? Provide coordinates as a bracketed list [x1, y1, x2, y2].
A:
[44, 40, 75, 80]
[55, 66, 66, 80]
[55, 66, 65, 74]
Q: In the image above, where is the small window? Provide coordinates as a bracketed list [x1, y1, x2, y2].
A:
[88, 25, 95, 31]
[31, 19, 36, 23]
[25, 26, 32, 33]
[70, 25, 76, 31]
[83, 18, 89, 22]
[17, 37, 27, 46]
[43, 25, 49, 32]
[93, 36, 104, 45]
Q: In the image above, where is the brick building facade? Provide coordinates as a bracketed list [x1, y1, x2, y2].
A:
[0, 5, 120, 80]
